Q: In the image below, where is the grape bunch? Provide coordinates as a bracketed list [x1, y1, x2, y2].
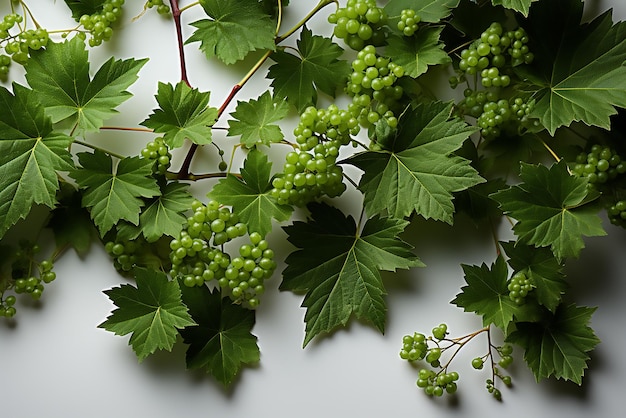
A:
[1, 13, 49, 70]
[397, 9, 420, 37]
[570, 144, 626, 187]
[141, 136, 172, 175]
[327, 0, 387, 50]
[346, 45, 405, 129]
[145, 0, 171, 16]
[270, 105, 353, 206]
[77, 0, 125, 47]
[508, 270, 534, 305]
[607, 200, 626, 227]
[169, 200, 275, 307]
[1, 241, 57, 318]
[105, 239, 140, 274]
[455, 22, 533, 86]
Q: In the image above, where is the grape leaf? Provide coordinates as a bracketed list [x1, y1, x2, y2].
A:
[384, 0, 460, 23]
[491, 0, 536, 16]
[24, 36, 146, 132]
[137, 182, 195, 243]
[187, 0, 276, 65]
[208, 149, 292, 236]
[385, 27, 450, 78]
[63, 0, 106, 19]
[227, 91, 290, 147]
[179, 284, 259, 386]
[522, 0, 626, 134]
[0, 84, 74, 238]
[141, 81, 218, 149]
[451, 256, 519, 330]
[506, 304, 600, 384]
[491, 161, 606, 260]
[49, 183, 95, 257]
[70, 150, 161, 236]
[501, 241, 567, 312]
[267, 27, 351, 112]
[281, 202, 423, 347]
[99, 268, 196, 361]
[346, 101, 483, 222]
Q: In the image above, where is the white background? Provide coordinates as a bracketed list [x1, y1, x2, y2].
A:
[3, 1, 626, 417]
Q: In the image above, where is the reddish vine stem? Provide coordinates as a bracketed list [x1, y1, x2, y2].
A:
[169, 0, 190, 86]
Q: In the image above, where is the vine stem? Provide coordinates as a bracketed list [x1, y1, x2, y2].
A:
[73, 139, 126, 160]
[168, 0, 190, 86]
[275, 0, 337, 43]
[100, 126, 154, 133]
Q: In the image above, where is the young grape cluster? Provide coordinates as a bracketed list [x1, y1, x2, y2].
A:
[570, 144, 626, 187]
[169, 200, 275, 307]
[105, 239, 140, 274]
[77, 0, 124, 47]
[270, 105, 352, 206]
[508, 270, 533, 305]
[346, 45, 405, 129]
[0, 12, 49, 74]
[145, 0, 171, 16]
[457, 22, 533, 79]
[327, 0, 387, 50]
[607, 200, 626, 227]
[397, 9, 420, 37]
[141, 136, 172, 175]
[1, 241, 57, 318]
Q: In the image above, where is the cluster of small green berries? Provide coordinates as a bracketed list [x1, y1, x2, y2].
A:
[346, 45, 405, 129]
[473, 344, 513, 399]
[508, 271, 534, 305]
[141, 137, 171, 175]
[77, 0, 124, 47]
[397, 9, 420, 37]
[105, 240, 140, 274]
[416, 368, 460, 397]
[607, 200, 626, 227]
[270, 105, 352, 206]
[145, 0, 171, 16]
[1, 13, 50, 70]
[570, 144, 626, 187]
[399, 324, 447, 366]
[327, 0, 387, 50]
[0, 294, 17, 318]
[169, 201, 274, 307]
[6, 243, 57, 313]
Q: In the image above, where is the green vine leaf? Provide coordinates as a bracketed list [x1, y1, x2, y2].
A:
[491, 161, 606, 260]
[507, 303, 600, 384]
[227, 91, 290, 147]
[24, 36, 147, 132]
[501, 241, 567, 312]
[63, 0, 106, 19]
[70, 150, 161, 236]
[268, 27, 351, 112]
[491, 0, 536, 16]
[523, 0, 626, 134]
[209, 149, 293, 236]
[384, 0, 460, 23]
[451, 256, 520, 330]
[187, 0, 276, 65]
[385, 27, 450, 78]
[99, 268, 196, 362]
[141, 81, 218, 149]
[179, 284, 260, 386]
[347, 101, 483, 222]
[49, 183, 95, 256]
[281, 202, 423, 347]
[0, 84, 74, 238]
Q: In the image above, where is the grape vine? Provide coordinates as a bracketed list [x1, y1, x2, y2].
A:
[0, 0, 624, 410]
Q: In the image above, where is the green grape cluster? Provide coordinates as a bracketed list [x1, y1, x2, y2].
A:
[77, 0, 124, 47]
[169, 200, 275, 307]
[346, 45, 405, 129]
[270, 105, 351, 206]
[1, 13, 49, 69]
[2, 242, 57, 318]
[327, 0, 387, 50]
[607, 200, 626, 227]
[145, 0, 171, 15]
[141, 136, 172, 175]
[508, 271, 534, 305]
[416, 368, 460, 397]
[571, 144, 626, 187]
[457, 22, 534, 78]
[397, 9, 420, 37]
[105, 239, 140, 274]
